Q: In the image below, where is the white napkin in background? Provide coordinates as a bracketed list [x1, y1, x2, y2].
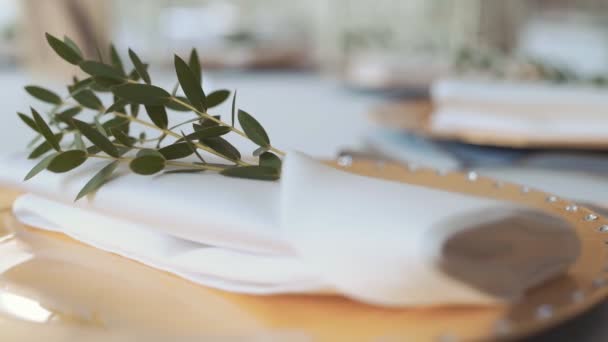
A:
[433, 78, 608, 108]
[431, 78, 608, 138]
[0, 152, 580, 307]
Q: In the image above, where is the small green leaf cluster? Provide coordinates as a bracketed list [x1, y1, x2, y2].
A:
[19, 33, 285, 201]
[453, 46, 608, 86]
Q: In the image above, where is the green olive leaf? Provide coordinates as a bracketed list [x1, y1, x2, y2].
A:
[164, 169, 206, 175]
[72, 118, 119, 158]
[259, 152, 282, 170]
[201, 137, 241, 161]
[24, 152, 59, 181]
[68, 77, 94, 95]
[165, 96, 191, 111]
[111, 128, 134, 147]
[31, 107, 61, 151]
[28, 142, 52, 160]
[74, 132, 86, 151]
[105, 99, 129, 114]
[63, 35, 83, 57]
[24, 85, 62, 104]
[171, 82, 180, 96]
[189, 48, 202, 85]
[206, 89, 230, 108]
[231, 89, 237, 127]
[238, 109, 270, 147]
[252, 146, 269, 157]
[194, 162, 231, 168]
[102, 117, 129, 133]
[73, 90, 103, 110]
[95, 45, 104, 63]
[93, 76, 126, 89]
[118, 146, 132, 157]
[86, 145, 101, 155]
[112, 83, 171, 106]
[127, 64, 148, 82]
[79, 60, 125, 80]
[194, 115, 221, 129]
[154, 133, 168, 149]
[220, 166, 279, 181]
[28, 133, 63, 159]
[179, 130, 206, 163]
[17, 112, 39, 133]
[57, 106, 82, 118]
[144, 105, 168, 129]
[130, 103, 140, 117]
[75, 161, 119, 201]
[46, 32, 82, 65]
[177, 126, 230, 143]
[95, 118, 108, 137]
[136, 149, 162, 158]
[109, 44, 126, 76]
[89, 81, 109, 94]
[195, 125, 231, 138]
[128, 48, 151, 84]
[130, 152, 166, 175]
[158, 142, 194, 160]
[174, 54, 206, 111]
[47, 150, 87, 173]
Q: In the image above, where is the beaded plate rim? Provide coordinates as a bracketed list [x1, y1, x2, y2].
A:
[336, 154, 608, 341]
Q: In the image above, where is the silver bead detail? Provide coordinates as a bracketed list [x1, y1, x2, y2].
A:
[466, 171, 478, 181]
[565, 204, 578, 212]
[407, 163, 419, 172]
[585, 214, 599, 222]
[599, 225, 608, 233]
[593, 278, 607, 288]
[494, 181, 504, 188]
[337, 155, 353, 167]
[571, 290, 585, 303]
[536, 304, 553, 320]
[546, 196, 558, 203]
[436, 333, 458, 342]
[493, 319, 511, 336]
[521, 186, 530, 193]
[436, 169, 448, 176]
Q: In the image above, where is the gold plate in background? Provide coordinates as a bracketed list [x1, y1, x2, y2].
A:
[0, 160, 607, 341]
[370, 100, 608, 150]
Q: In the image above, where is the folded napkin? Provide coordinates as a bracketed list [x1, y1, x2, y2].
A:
[431, 78, 608, 139]
[0, 152, 580, 307]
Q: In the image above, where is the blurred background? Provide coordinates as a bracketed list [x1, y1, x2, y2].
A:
[4, 0, 608, 206]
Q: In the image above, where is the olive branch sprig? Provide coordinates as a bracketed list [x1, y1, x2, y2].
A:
[18, 33, 285, 201]
[453, 46, 608, 86]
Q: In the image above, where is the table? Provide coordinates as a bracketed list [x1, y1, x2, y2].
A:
[3, 69, 608, 341]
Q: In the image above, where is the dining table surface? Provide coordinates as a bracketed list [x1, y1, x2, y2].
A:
[2, 68, 608, 341]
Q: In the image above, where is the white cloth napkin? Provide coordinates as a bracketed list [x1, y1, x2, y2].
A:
[431, 78, 608, 138]
[0, 152, 580, 307]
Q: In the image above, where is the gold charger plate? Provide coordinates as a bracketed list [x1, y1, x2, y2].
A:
[371, 100, 608, 150]
[0, 160, 607, 341]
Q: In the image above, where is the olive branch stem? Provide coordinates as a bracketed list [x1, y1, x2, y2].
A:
[19, 33, 284, 201]
[169, 97, 286, 157]
[90, 154, 225, 172]
[110, 111, 251, 166]
[46, 99, 253, 167]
